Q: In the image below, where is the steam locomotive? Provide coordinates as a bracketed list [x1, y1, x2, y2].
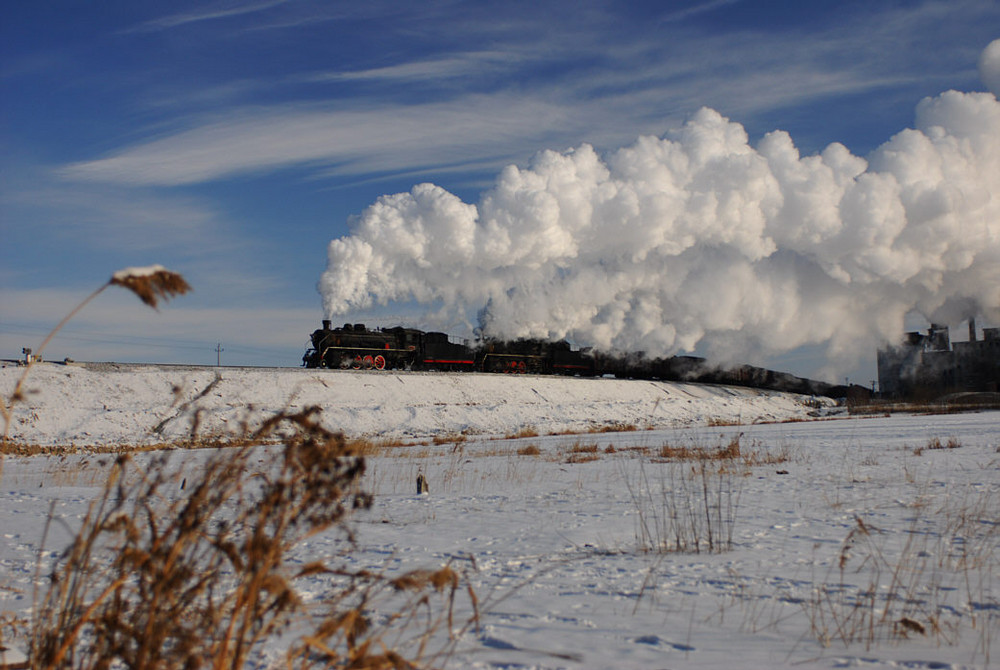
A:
[303, 320, 847, 398]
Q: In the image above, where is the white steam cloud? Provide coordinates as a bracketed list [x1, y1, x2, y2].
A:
[320, 42, 1000, 376]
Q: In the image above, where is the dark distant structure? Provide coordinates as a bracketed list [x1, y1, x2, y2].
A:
[877, 320, 1000, 399]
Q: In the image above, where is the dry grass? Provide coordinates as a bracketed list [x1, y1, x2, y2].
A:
[517, 444, 541, 456]
[564, 442, 601, 463]
[623, 457, 743, 554]
[431, 433, 468, 446]
[620, 434, 795, 555]
[345, 436, 425, 457]
[927, 436, 962, 450]
[801, 485, 1000, 656]
[655, 435, 789, 468]
[540, 421, 642, 438]
[707, 417, 742, 427]
[912, 436, 963, 456]
[586, 422, 639, 434]
[26, 406, 476, 668]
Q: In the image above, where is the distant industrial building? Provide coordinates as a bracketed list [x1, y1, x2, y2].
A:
[877, 320, 1000, 399]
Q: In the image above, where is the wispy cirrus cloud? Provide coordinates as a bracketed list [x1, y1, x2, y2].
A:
[58, 0, 998, 191]
[59, 96, 572, 187]
[124, 0, 290, 33]
[298, 51, 523, 85]
[55, 54, 922, 192]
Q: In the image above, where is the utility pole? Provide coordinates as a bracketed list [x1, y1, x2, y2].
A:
[216, 342, 224, 367]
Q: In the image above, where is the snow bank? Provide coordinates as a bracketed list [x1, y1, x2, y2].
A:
[1, 362, 833, 446]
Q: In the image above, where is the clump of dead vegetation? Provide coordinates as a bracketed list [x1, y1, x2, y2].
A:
[432, 432, 468, 446]
[565, 442, 601, 463]
[27, 406, 476, 668]
[517, 444, 541, 457]
[800, 484, 999, 657]
[656, 434, 790, 468]
[506, 426, 540, 440]
[624, 457, 743, 555]
[620, 436, 765, 555]
[618, 435, 792, 555]
[707, 417, 742, 427]
[911, 436, 963, 456]
[927, 436, 962, 450]
[587, 422, 639, 434]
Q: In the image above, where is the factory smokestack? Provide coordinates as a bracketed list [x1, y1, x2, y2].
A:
[319, 40, 1000, 379]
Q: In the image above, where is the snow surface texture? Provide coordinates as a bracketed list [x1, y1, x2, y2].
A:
[1, 362, 832, 446]
[1, 397, 998, 668]
[320, 40, 1000, 378]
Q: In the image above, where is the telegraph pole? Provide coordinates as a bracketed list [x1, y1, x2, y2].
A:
[216, 342, 224, 367]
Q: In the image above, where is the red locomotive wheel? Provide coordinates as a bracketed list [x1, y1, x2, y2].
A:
[352, 355, 363, 369]
[517, 360, 527, 374]
[363, 355, 374, 369]
[374, 355, 386, 370]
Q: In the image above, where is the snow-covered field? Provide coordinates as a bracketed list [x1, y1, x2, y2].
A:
[2, 364, 998, 669]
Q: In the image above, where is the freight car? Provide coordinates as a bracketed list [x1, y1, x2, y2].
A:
[303, 320, 846, 397]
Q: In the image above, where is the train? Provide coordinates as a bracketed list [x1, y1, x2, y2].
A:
[303, 320, 849, 398]
[303, 320, 591, 374]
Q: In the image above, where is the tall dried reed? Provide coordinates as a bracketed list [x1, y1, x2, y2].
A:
[29, 406, 476, 668]
[623, 437, 749, 554]
[801, 485, 999, 659]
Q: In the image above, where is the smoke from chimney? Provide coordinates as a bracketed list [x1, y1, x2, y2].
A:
[319, 41, 1000, 378]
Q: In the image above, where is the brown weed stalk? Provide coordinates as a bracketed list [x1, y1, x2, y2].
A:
[801, 487, 1000, 657]
[288, 561, 479, 669]
[28, 406, 475, 669]
[623, 457, 743, 554]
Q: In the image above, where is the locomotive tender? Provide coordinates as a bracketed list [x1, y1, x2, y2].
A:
[303, 320, 846, 398]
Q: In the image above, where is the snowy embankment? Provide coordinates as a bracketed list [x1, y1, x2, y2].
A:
[1, 361, 835, 446]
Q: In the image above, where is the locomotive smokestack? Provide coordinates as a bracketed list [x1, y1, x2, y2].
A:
[969, 317, 977, 342]
[322, 319, 331, 330]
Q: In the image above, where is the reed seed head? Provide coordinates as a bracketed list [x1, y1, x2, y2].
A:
[110, 265, 192, 308]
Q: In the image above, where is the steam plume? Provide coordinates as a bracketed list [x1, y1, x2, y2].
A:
[320, 42, 1000, 376]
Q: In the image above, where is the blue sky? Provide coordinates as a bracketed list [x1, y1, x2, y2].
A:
[2, 1, 998, 381]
